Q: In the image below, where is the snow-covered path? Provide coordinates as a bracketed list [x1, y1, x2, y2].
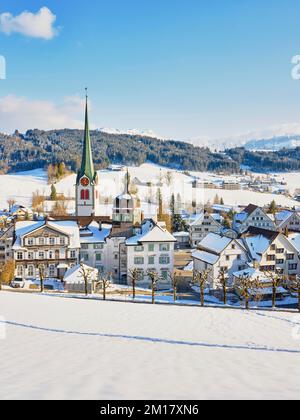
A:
[0, 292, 300, 400]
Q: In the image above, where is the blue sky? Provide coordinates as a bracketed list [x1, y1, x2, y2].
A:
[1, 0, 300, 141]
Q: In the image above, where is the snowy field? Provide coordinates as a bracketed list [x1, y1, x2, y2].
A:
[1, 292, 300, 400]
[1, 164, 300, 211]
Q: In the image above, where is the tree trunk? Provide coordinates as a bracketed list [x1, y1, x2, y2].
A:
[40, 279, 44, 293]
[152, 284, 155, 304]
[298, 287, 300, 313]
[85, 280, 88, 296]
[103, 285, 106, 301]
[174, 286, 177, 302]
[272, 284, 276, 309]
[132, 280, 136, 300]
[223, 285, 227, 305]
[245, 292, 249, 310]
[200, 285, 205, 307]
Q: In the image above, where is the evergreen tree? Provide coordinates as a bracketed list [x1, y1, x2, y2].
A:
[50, 184, 57, 201]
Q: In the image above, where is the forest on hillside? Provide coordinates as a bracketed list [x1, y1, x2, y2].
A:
[1, 129, 300, 174]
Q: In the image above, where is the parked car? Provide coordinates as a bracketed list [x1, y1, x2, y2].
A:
[10, 277, 25, 289]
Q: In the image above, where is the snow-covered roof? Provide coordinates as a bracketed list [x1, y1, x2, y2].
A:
[126, 220, 176, 246]
[289, 233, 300, 252]
[192, 250, 220, 265]
[188, 212, 222, 226]
[64, 264, 98, 284]
[199, 233, 232, 254]
[13, 220, 80, 249]
[80, 222, 111, 244]
[173, 231, 190, 237]
[275, 210, 298, 227]
[244, 235, 271, 261]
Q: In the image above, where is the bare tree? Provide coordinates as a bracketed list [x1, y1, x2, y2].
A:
[147, 270, 160, 304]
[235, 275, 260, 310]
[38, 264, 45, 293]
[265, 270, 282, 309]
[128, 268, 141, 300]
[7, 199, 16, 212]
[79, 263, 95, 296]
[193, 269, 211, 307]
[284, 275, 300, 313]
[218, 268, 230, 305]
[168, 271, 179, 302]
[97, 273, 112, 301]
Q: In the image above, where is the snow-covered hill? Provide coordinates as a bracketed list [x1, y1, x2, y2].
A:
[0, 292, 299, 399]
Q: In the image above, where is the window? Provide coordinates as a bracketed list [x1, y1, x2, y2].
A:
[70, 250, 76, 259]
[81, 253, 89, 262]
[49, 237, 56, 245]
[276, 259, 284, 265]
[17, 252, 23, 260]
[237, 255, 241, 260]
[148, 244, 155, 252]
[94, 244, 104, 250]
[28, 238, 34, 246]
[267, 255, 276, 262]
[289, 263, 298, 271]
[161, 270, 169, 281]
[49, 251, 54, 259]
[231, 244, 236, 250]
[28, 252, 34, 260]
[60, 237, 66, 246]
[27, 265, 34, 277]
[159, 244, 170, 252]
[134, 257, 144, 265]
[81, 189, 90, 200]
[148, 256, 155, 265]
[226, 256, 230, 261]
[39, 237, 45, 246]
[49, 265, 56, 277]
[96, 253, 102, 262]
[17, 265, 24, 276]
[159, 255, 170, 265]
[134, 246, 144, 252]
[276, 248, 284, 254]
[270, 244, 276, 251]
[287, 254, 295, 261]
[81, 244, 89, 250]
[39, 251, 45, 260]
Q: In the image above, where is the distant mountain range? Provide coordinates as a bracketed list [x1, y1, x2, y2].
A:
[1, 129, 300, 174]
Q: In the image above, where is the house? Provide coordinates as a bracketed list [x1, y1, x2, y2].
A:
[233, 204, 275, 234]
[242, 227, 300, 277]
[10, 205, 33, 221]
[189, 212, 223, 248]
[274, 210, 300, 233]
[192, 233, 249, 289]
[126, 219, 177, 288]
[0, 224, 14, 264]
[12, 220, 80, 280]
[64, 263, 99, 293]
[79, 221, 111, 273]
[173, 231, 190, 249]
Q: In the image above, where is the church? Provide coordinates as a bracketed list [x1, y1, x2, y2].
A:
[12, 94, 177, 287]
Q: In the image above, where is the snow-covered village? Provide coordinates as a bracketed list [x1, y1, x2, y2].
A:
[2, 0, 300, 405]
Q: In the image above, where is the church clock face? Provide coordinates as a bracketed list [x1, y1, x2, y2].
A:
[81, 177, 90, 187]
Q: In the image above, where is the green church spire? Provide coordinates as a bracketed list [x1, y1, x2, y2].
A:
[77, 90, 97, 183]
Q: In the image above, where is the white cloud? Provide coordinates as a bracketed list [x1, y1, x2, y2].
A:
[0, 7, 58, 40]
[0, 95, 90, 133]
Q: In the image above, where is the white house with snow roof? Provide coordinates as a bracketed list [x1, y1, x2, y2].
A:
[233, 204, 275, 234]
[12, 220, 80, 280]
[188, 212, 223, 247]
[241, 227, 300, 276]
[192, 232, 249, 288]
[274, 210, 300, 233]
[126, 219, 177, 288]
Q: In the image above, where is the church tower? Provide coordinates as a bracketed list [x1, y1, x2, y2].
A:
[76, 92, 99, 217]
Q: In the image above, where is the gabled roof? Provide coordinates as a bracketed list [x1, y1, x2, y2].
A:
[189, 212, 222, 227]
[80, 221, 111, 244]
[192, 250, 220, 265]
[243, 204, 259, 215]
[198, 232, 232, 255]
[242, 226, 279, 241]
[275, 210, 300, 228]
[13, 220, 80, 249]
[126, 220, 176, 245]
